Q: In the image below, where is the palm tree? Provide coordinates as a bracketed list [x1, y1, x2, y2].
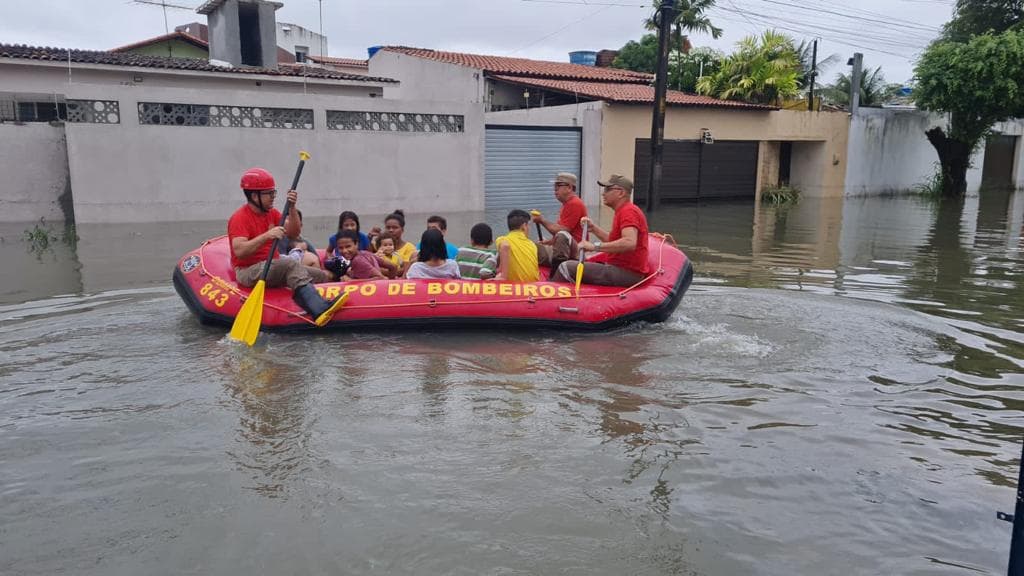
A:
[696, 30, 802, 105]
[795, 39, 840, 89]
[821, 66, 900, 108]
[644, 0, 723, 55]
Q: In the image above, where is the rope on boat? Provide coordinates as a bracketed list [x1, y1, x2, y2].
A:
[196, 235, 677, 326]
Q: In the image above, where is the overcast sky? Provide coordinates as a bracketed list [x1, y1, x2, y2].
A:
[2, 0, 956, 85]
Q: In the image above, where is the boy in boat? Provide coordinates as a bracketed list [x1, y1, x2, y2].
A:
[531, 172, 587, 279]
[553, 174, 649, 287]
[418, 215, 460, 259]
[335, 229, 385, 281]
[228, 167, 344, 325]
[494, 210, 540, 282]
[456, 223, 497, 280]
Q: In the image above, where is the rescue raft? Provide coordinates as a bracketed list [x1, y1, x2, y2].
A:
[173, 235, 692, 331]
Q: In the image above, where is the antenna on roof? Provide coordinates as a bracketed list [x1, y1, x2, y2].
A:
[132, 0, 196, 58]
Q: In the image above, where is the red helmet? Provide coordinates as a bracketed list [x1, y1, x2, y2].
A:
[240, 167, 275, 191]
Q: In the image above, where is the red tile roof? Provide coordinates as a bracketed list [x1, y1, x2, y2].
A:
[381, 46, 653, 84]
[0, 43, 397, 83]
[490, 75, 776, 110]
[110, 31, 208, 53]
[308, 55, 368, 68]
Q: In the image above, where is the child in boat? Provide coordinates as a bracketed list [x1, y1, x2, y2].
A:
[375, 233, 403, 271]
[326, 211, 370, 257]
[494, 209, 540, 282]
[278, 208, 322, 270]
[406, 228, 461, 279]
[335, 230, 385, 281]
[456, 223, 497, 280]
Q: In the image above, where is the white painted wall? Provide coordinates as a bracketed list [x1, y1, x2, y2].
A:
[61, 85, 482, 223]
[0, 123, 70, 222]
[485, 102, 604, 215]
[276, 22, 327, 59]
[845, 109, 1024, 195]
[368, 51, 483, 103]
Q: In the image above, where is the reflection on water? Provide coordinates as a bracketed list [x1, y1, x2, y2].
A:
[0, 189, 1022, 575]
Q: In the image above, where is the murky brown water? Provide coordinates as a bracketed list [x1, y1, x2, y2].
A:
[1, 190, 1022, 575]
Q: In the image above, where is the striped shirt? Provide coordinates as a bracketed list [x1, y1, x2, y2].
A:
[456, 246, 498, 279]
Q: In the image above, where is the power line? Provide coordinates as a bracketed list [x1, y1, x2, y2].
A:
[508, 4, 615, 55]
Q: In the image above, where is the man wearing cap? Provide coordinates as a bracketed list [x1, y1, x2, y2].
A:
[552, 174, 649, 287]
[531, 172, 588, 278]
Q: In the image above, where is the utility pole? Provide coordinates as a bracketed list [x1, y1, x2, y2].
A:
[848, 52, 863, 116]
[646, 0, 677, 214]
[807, 39, 818, 112]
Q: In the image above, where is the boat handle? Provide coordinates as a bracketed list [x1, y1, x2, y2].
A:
[558, 306, 579, 314]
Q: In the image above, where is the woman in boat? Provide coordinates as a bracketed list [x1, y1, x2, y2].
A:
[326, 211, 370, 254]
[384, 210, 416, 277]
[406, 228, 461, 279]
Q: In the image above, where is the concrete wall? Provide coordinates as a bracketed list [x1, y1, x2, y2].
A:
[206, 0, 241, 67]
[485, 102, 604, 215]
[601, 107, 850, 199]
[844, 109, 1024, 195]
[59, 84, 482, 223]
[276, 22, 326, 59]
[0, 123, 71, 222]
[0, 60, 386, 97]
[368, 51, 483, 103]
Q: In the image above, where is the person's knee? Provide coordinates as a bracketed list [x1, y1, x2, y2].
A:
[555, 260, 575, 282]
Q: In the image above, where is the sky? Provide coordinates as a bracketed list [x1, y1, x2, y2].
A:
[1, 0, 958, 85]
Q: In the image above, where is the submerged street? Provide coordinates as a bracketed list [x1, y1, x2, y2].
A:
[1, 191, 1022, 574]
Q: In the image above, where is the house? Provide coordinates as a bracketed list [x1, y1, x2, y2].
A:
[368, 46, 850, 217]
[0, 0, 484, 224]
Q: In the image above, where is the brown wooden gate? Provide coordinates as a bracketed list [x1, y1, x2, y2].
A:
[633, 139, 758, 202]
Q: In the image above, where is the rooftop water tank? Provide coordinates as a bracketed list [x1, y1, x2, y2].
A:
[367, 45, 383, 58]
[569, 51, 597, 66]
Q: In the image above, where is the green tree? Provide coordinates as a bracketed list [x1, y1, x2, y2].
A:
[696, 30, 801, 105]
[795, 39, 840, 90]
[670, 46, 723, 92]
[644, 0, 723, 54]
[612, 34, 659, 73]
[821, 66, 902, 108]
[914, 30, 1024, 196]
[943, 0, 1023, 41]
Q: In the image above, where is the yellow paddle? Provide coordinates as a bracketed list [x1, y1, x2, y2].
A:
[229, 151, 311, 346]
[574, 220, 589, 298]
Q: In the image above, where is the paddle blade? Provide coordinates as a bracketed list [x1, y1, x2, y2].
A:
[229, 280, 266, 346]
[574, 262, 584, 299]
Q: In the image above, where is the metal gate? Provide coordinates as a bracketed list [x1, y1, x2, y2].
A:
[633, 139, 758, 202]
[485, 126, 581, 214]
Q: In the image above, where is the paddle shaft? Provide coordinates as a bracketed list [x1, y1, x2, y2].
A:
[257, 159, 307, 281]
[535, 222, 544, 241]
[579, 220, 590, 262]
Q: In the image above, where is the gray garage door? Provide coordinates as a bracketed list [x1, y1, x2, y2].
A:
[485, 126, 581, 215]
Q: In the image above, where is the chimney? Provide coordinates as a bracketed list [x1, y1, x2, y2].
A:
[595, 49, 618, 68]
[197, 0, 282, 68]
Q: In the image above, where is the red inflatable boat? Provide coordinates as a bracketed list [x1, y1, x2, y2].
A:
[173, 235, 692, 331]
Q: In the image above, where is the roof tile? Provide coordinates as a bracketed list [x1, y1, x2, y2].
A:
[490, 75, 776, 110]
[308, 55, 369, 68]
[381, 46, 652, 84]
[0, 43, 396, 83]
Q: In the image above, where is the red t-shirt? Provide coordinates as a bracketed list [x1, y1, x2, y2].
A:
[558, 195, 588, 242]
[227, 204, 282, 269]
[590, 202, 649, 275]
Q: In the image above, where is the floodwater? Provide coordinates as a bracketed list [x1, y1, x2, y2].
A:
[1, 190, 1023, 575]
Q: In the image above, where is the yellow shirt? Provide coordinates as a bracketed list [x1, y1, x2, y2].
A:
[495, 229, 540, 282]
[383, 252, 403, 268]
[395, 241, 416, 266]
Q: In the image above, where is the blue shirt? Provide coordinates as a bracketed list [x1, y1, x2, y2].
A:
[327, 231, 370, 257]
[416, 241, 459, 260]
